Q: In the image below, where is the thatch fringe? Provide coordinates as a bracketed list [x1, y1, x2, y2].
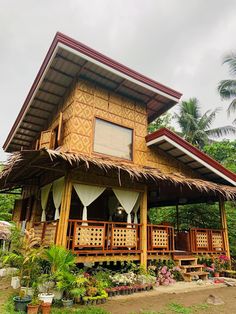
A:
[1, 149, 236, 200]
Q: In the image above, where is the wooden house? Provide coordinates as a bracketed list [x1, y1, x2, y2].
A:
[1, 33, 236, 268]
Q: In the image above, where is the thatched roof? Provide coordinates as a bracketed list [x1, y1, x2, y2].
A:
[0, 149, 236, 200]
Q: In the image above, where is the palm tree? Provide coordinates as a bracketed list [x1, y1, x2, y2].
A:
[218, 53, 236, 124]
[175, 98, 236, 149]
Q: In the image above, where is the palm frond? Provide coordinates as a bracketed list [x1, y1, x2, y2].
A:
[218, 80, 236, 99]
[206, 125, 236, 138]
[228, 98, 236, 116]
[223, 53, 236, 75]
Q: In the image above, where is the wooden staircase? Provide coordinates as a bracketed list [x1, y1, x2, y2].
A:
[173, 255, 208, 282]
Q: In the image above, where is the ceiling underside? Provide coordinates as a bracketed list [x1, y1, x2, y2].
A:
[151, 139, 229, 185]
[7, 47, 176, 152]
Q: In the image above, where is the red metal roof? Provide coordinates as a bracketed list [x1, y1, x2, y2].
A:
[146, 128, 236, 186]
[3, 32, 182, 152]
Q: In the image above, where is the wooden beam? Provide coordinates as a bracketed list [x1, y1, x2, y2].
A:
[44, 78, 68, 89]
[140, 186, 148, 269]
[26, 113, 48, 121]
[50, 66, 74, 79]
[38, 88, 63, 98]
[219, 199, 231, 259]
[34, 97, 58, 107]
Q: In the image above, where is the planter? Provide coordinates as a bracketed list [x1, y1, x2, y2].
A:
[38, 293, 54, 304]
[75, 296, 82, 304]
[52, 289, 63, 301]
[41, 302, 51, 314]
[62, 298, 73, 307]
[214, 272, 220, 277]
[27, 303, 40, 314]
[13, 295, 32, 313]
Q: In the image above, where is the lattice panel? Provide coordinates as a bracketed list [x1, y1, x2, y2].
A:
[212, 233, 223, 250]
[152, 229, 168, 248]
[33, 224, 43, 242]
[196, 232, 208, 248]
[76, 226, 104, 247]
[43, 223, 57, 246]
[112, 228, 137, 248]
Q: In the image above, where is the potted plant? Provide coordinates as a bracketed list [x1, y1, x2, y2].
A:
[27, 296, 41, 314]
[38, 273, 55, 304]
[7, 229, 43, 312]
[56, 270, 76, 307]
[41, 302, 51, 314]
[13, 290, 32, 313]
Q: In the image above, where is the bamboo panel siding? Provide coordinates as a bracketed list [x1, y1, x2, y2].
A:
[34, 77, 207, 179]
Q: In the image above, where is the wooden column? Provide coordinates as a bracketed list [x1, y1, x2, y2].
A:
[176, 204, 179, 232]
[140, 186, 148, 269]
[56, 175, 72, 247]
[219, 199, 231, 259]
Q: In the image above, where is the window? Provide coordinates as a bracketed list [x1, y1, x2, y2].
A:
[94, 118, 133, 160]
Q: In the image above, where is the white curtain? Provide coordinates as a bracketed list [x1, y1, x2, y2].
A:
[113, 189, 140, 224]
[73, 183, 106, 225]
[133, 195, 141, 224]
[52, 177, 65, 220]
[108, 195, 119, 221]
[41, 183, 52, 221]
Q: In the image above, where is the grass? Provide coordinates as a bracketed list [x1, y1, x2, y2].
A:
[129, 302, 209, 314]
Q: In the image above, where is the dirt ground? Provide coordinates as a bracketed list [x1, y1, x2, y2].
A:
[100, 283, 236, 314]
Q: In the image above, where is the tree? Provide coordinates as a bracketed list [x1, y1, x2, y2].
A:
[148, 112, 175, 133]
[0, 163, 19, 221]
[218, 53, 236, 124]
[175, 98, 236, 149]
[204, 140, 236, 173]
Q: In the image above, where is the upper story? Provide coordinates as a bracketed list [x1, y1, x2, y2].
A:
[3, 33, 236, 186]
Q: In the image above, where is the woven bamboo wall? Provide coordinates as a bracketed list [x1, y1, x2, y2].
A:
[43, 78, 202, 180]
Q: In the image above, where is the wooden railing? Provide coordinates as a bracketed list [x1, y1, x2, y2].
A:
[67, 220, 141, 254]
[33, 220, 58, 246]
[147, 224, 174, 252]
[190, 228, 226, 253]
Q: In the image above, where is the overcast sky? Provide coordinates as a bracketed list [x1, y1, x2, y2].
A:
[1, 0, 236, 161]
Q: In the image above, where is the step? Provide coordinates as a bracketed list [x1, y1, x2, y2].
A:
[182, 271, 209, 282]
[180, 265, 204, 273]
[174, 256, 198, 266]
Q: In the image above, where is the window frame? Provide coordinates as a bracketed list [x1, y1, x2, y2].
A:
[93, 117, 134, 161]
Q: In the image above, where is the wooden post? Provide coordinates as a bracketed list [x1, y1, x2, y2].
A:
[56, 176, 72, 247]
[176, 204, 179, 232]
[219, 199, 231, 259]
[140, 186, 148, 269]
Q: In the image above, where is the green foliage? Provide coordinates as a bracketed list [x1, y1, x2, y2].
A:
[55, 270, 76, 299]
[203, 140, 236, 173]
[0, 193, 19, 222]
[175, 98, 235, 149]
[148, 113, 175, 133]
[148, 203, 221, 230]
[218, 53, 236, 124]
[51, 307, 110, 314]
[44, 245, 76, 273]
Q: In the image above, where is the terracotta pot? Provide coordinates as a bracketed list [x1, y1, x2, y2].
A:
[27, 303, 40, 314]
[41, 302, 51, 314]
[214, 272, 220, 277]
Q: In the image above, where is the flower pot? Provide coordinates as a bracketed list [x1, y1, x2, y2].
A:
[38, 293, 54, 304]
[27, 303, 40, 314]
[75, 296, 82, 304]
[13, 295, 32, 313]
[62, 298, 73, 307]
[52, 289, 63, 301]
[41, 302, 51, 314]
[214, 272, 220, 277]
